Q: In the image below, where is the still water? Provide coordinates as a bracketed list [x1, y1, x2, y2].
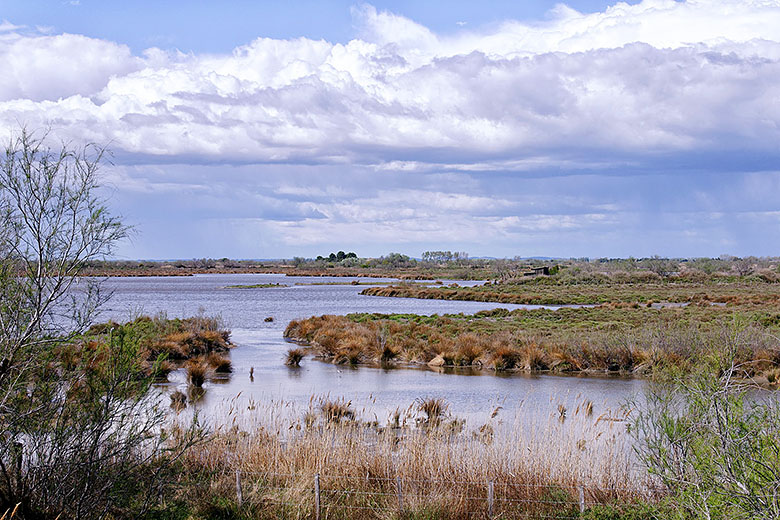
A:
[99, 273, 645, 426]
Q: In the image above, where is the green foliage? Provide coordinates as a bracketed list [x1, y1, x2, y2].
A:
[631, 322, 780, 519]
[0, 130, 201, 519]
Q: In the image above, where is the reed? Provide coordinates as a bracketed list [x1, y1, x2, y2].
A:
[166, 396, 658, 519]
[320, 397, 355, 423]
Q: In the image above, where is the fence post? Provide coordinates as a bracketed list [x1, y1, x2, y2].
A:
[235, 469, 243, 508]
[314, 473, 321, 520]
[578, 485, 585, 514]
[395, 476, 404, 514]
[487, 480, 494, 518]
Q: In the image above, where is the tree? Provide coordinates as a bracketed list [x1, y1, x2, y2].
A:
[0, 128, 127, 410]
[734, 257, 755, 277]
[644, 255, 676, 277]
[0, 129, 196, 519]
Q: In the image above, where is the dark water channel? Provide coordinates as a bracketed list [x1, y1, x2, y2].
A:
[98, 273, 645, 428]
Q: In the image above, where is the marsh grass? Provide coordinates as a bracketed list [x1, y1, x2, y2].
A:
[186, 359, 207, 387]
[167, 396, 656, 519]
[285, 348, 305, 366]
[360, 277, 780, 306]
[64, 314, 234, 388]
[285, 309, 780, 380]
[206, 352, 232, 373]
[320, 397, 355, 423]
[170, 390, 187, 411]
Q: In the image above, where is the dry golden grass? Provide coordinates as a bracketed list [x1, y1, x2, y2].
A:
[205, 352, 232, 373]
[169, 396, 656, 518]
[170, 390, 187, 411]
[186, 359, 207, 387]
[285, 348, 305, 366]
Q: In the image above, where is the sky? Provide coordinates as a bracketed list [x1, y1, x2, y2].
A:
[1, 0, 780, 260]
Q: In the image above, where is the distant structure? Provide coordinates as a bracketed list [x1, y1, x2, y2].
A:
[523, 266, 550, 277]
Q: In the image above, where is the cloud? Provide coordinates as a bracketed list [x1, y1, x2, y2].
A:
[0, 0, 778, 168]
[0, 20, 24, 33]
[0, 31, 140, 102]
[3, 1, 780, 258]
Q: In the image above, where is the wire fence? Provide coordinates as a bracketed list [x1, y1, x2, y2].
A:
[224, 469, 660, 519]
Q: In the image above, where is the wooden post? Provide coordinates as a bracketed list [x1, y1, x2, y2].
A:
[395, 476, 404, 513]
[487, 480, 494, 518]
[235, 469, 243, 508]
[578, 485, 585, 513]
[314, 473, 321, 520]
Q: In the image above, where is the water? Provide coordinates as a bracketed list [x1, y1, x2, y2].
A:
[98, 273, 645, 427]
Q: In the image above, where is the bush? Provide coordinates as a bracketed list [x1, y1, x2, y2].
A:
[631, 322, 780, 519]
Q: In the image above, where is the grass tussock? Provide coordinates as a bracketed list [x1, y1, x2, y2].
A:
[186, 359, 207, 387]
[60, 314, 234, 384]
[170, 390, 187, 411]
[285, 348, 305, 366]
[206, 352, 232, 373]
[320, 397, 355, 423]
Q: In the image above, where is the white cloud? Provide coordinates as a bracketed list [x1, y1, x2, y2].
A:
[0, 32, 140, 102]
[3, 0, 780, 260]
[0, 20, 24, 33]
[0, 0, 779, 166]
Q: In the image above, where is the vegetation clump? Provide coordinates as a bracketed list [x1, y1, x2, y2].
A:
[157, 395, 654, 519]
[320, 398, 355, 423]
[224, 282, 287, 289]
[285, 348, 305, 366]
[284, 307, 780, 380]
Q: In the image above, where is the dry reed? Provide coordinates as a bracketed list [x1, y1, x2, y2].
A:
[169, 396, 658, 518]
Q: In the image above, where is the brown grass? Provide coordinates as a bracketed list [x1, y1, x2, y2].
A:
[283, 309, 780, 380]
[285, 348, 304, 367]
[320, 398, 355, 423]
[206, 352, 232, 373]
[168, 397, 655, 518]
[186, 359, 207, 387]
[170, 390, 187, 411]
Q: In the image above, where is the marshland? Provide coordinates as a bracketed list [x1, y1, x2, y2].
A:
[7, 257, 780, 519]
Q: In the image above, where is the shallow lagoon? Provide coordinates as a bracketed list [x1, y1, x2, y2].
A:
[99, 273, 645, 426]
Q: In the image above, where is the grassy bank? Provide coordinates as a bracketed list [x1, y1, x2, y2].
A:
[284, 307, 780, 380]
[360, 276, 780, 306]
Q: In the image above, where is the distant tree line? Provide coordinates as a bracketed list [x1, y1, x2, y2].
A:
[421, 251, 469, 264]
[316, 251, 358, 262]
